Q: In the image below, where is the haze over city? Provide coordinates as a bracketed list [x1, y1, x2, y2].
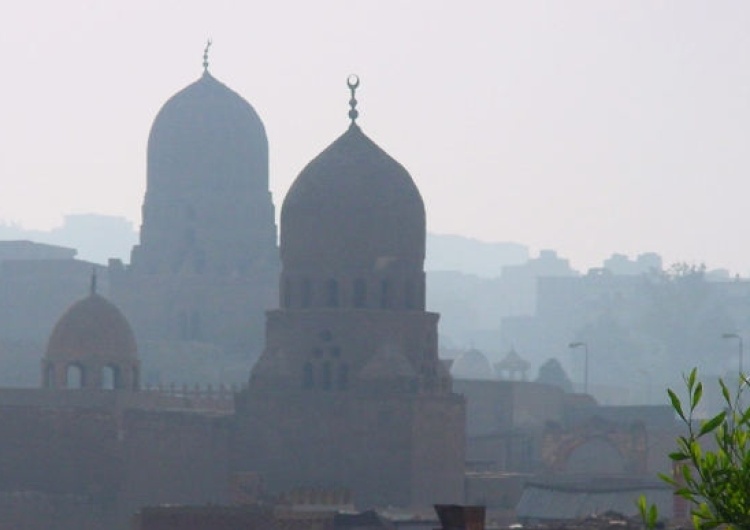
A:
[0, 3, 748, 527]
[2, 1, 749, 273]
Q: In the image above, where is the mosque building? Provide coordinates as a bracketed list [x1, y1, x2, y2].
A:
[0, 50, 677, 529]
[0, 57, 466, 529]
[235, 76, 465, 507]
[108, 44, 279, 370]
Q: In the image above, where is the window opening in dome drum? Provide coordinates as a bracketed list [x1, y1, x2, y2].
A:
[303, 362, 314, 389]
[338, 364, 349, 390]
[380, 280, 391, 309]
[66, 364, 85, 389]
[326, 279, 339, 308]
[321, 362, 332, 390]
[353, 278, 366, 308]
[102, 365, 120, 390]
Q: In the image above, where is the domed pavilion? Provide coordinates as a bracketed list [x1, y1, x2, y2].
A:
[43, 276, 140, 391]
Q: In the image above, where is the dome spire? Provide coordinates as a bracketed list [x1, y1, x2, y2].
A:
[202, 38, 212, 74]
[347, 74, 360, 125]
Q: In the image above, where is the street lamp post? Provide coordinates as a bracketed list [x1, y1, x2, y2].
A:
[568, 341, 589, 395]
[722, 332, 744, 376]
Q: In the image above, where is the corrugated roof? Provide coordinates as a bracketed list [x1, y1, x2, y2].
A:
[516, 480, 673, 521]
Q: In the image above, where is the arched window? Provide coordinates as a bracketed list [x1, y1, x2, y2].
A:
[66, 364, 84, 389]
[321, 362, 332, 390]
[353, 278, 367, 308]
[301, 279, 312, 308]
[380, 280, 391, 309]
[326, 279, 339, 308]
[102, 365, 120, 390]
[338, 364, 349, 390]
[303, 362, 314, 389]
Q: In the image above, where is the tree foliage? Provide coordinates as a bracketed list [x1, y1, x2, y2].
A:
[535, 358, 573, 393]
[641, 368, 750, 530]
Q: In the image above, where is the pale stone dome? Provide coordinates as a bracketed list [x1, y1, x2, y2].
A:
[450, 348, 495, 381]
[147, 71, 268, 195]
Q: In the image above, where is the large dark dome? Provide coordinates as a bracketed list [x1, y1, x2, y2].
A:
[147, 71, 268, 194]
[281, 124, 425, 272]
[46, 294, 137, 362]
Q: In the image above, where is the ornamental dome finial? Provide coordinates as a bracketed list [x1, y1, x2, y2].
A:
[347, 74, 360, 124]
[202, 39, 212, 73]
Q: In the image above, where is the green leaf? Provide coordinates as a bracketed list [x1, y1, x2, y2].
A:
[688, 368, 697, 390]
[688, 441, 702, 461]
[658, 472, 677, 486]
[636, 495, 658, 530]
[669, 388, 686, 421]
[739, 405, 750, 427]
[720, 379, 731, 406]
[699, 411, 726, 437]
[692, 382, 703, 411]
[658, 369, 750, 529]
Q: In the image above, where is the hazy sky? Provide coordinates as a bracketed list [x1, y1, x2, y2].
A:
[1, 1, 749, 273]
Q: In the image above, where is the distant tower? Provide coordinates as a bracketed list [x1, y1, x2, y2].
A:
[43, 276, 140, 391]
[110, 47, 278, 371]
[236, 76, 464, 508]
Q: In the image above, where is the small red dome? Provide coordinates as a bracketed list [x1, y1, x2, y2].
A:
[46, 294, 137, 362]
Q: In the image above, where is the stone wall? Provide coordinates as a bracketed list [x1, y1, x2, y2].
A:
[234, 388, 464, 508]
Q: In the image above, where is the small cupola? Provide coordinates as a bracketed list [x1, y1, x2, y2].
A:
[43, 273, 140, 391]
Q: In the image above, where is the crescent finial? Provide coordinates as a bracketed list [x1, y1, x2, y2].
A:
[347, 74, 360, 124]
[202, 39, 213, 73]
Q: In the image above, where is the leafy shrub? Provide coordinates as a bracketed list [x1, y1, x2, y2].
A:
[640, 368, 750, 530]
